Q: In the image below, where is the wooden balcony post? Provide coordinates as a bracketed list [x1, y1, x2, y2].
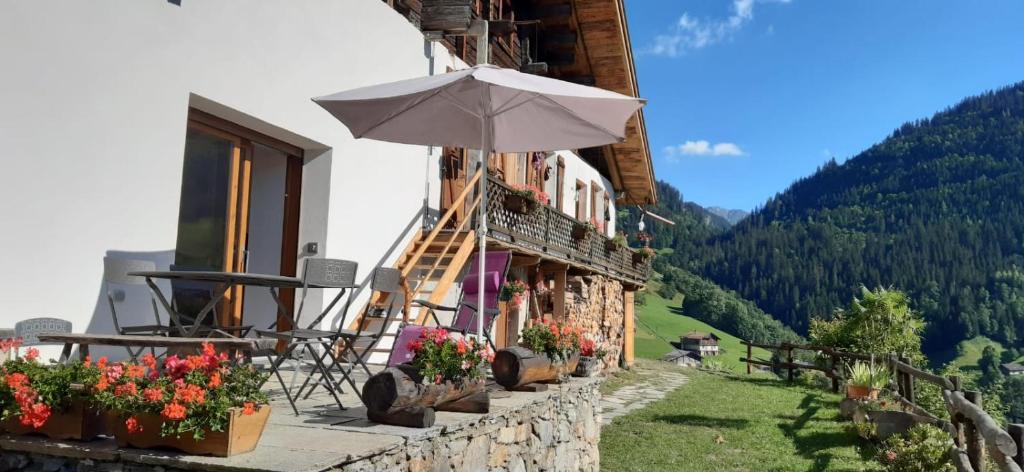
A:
[553, 268, 567, 321]
[623, 290, 635, 368]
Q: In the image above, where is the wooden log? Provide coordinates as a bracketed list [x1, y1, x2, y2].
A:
[740, 358, 832, 374]
[492, 347, 579, 389]
[436, 391, 489, 413]
[965, 390, 985, 472]
[892, 358, 955, 390]
[367, 407, 435, 428]
[361, 364, 486, 427]
[950, 446, 974, 472]
[747, 342, 752, 375]
[787, 346, 794, 382]
[945, 389, 1018, 459]
[1009, 424, 1024, 469]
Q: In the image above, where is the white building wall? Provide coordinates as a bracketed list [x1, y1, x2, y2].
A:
[0, 0, 621, 358]
[549, 150, 618, 237]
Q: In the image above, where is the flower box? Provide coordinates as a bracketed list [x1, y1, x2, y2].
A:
[362, 365, 488, 427]
[571, 223, 591, 241]
[573, 356, 600, 377]
[112, 405, 271, 457]
[493, 347, 580, 389]
[632, 249, 654, 264]
[503, 194, 538, 215]
[0, 400, 107, 441]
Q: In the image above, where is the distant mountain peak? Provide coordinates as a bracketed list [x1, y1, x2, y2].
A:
[706, 207, 750, 226]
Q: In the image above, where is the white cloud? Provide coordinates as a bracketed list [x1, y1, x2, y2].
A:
[664, 140, 746, 160]
[645, 0, 790, 57]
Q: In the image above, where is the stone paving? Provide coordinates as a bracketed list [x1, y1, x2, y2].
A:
[600, 369, 689, 425]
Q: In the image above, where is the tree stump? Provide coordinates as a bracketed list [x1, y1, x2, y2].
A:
[491, 346, 580, 390]
[361, 364, 487, 428]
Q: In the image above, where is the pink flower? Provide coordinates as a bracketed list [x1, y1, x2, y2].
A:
[885, 450, 897, 462]
[461, 360, 472, 370]
[24, 348, 39, 362]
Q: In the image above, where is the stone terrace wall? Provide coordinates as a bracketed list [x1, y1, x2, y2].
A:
[341, 378, 602, 471]
[0, 378, 603, 472]
[566, 275, 625, 373]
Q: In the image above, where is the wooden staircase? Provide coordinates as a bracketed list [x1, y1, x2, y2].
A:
[348, 170, 483, 364]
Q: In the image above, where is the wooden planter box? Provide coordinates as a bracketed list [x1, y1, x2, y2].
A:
[846, 384, 880, 400]
[632, 251, 651, 264]
[0, 400, 107, 441]
[571, 224, 591, 241]
[112, 406, 271, 457]
[362, 364, 488, 428]
[503, 194, 538, 215]
[492, 346, 580, 389]
[573, 356, 600, 377]
[604, 240, 623, 251]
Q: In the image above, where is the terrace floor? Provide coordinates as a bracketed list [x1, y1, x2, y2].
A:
[0, 365, 600, 472]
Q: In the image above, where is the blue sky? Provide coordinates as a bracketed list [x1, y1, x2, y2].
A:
[624, 0, 1024, 211]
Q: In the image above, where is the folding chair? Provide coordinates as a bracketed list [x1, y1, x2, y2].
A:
[169, 264, 254, 338]
[296, 267, 404, 400]
[413, 250, 512, 350]
[15, 317, 72, 361]
[103, 257, 170, 360]
[254, 258, 358, 415]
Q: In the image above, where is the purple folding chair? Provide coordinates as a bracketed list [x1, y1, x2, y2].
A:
[411, 250, 512, 351]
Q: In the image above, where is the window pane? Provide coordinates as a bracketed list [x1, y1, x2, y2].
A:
[174, 127, 232, 270]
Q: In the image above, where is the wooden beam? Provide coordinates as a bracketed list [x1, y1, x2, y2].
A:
[511, 255, 542, 267]
[560, 75, 596, 86]
[552, 267, 567, 321]
[534, 3, 572, 19]
[543, 51, 575, 66]
[520, 62, 549, 74]
[623, 290, 635, 368]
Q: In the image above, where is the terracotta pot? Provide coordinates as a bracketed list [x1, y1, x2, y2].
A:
[846, 384, 879, 400]
[112, 406, 271, 457]
[503, 194, 538, 215]
[0, 400, 107, 441]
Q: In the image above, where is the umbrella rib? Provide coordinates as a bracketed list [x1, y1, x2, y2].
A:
[490, 92, 542, 118]
[355, 81, 461, 139]
[439, 89, 483, 119]
[490, 90, 530, 116]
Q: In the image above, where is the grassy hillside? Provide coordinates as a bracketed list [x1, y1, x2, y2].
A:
[635, 287, 772, 373]
[601, 368, 879, 471]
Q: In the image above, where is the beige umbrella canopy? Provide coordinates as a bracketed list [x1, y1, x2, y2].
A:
[314, 64, 645, 340]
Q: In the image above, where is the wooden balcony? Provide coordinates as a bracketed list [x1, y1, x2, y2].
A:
[483, 176, 652, 286]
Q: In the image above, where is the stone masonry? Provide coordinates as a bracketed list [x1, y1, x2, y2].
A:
[565, 275, 625, 373]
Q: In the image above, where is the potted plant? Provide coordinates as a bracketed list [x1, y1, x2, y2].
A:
[504, 184, 549, 215]
[571, 221, 594, 241]
[520, 320, 582, 375]
[0, 343, 106, 440]
[94, 343, 271, 457]
[632, 246, 655, 264]
[407, 328, 493, 386]
[573, 337, 607, 377]
[605, 232, 628, 251]
[499, 280, 529, 310]
[846, 361, 889, 400]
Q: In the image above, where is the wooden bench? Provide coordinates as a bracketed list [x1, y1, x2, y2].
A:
[39, 333, 276, 363]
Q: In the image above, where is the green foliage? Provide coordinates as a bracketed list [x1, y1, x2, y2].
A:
[809, 287, 924, 362]
[1002, 375, 1024, 422]
[847, 361, 890, 389]
[0, 355, 100, 424]
[877, 424, 955, 472]
[978, 345, 1004, 388]
[699, 357, 726, 372]
[667, 82, 1024, 357]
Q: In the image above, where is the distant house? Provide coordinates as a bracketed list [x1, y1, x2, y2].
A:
[680, 331, 720, 356]
[1001, 363, 1024, 376]
[662, 350, 701, 367]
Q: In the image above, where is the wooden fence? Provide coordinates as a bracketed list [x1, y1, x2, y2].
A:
[741, 340, 1024, 472]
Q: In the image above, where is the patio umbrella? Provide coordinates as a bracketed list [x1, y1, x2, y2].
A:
[313, 64, 645, 341]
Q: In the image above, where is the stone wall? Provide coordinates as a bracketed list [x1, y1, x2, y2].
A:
[0, 378, 603, 472]
[566, 274, 625, 373]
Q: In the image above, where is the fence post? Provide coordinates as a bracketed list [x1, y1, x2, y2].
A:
[787, 345, 794, 382]
[965, 390, 985, 472]
[950, 376, 965, 447]
[900, 356, 915, 404]
[830, 353, 840, 393]
[1008, 423, 1024, 468]
[746, 341, 752, 375]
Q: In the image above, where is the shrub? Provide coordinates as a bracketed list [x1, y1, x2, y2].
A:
[700, 357, 727, 372]
[809, 286, 924, 363]
[0, 345, 100, 428]
[407, 328, 493, 385]
[877, 424, 955, 472]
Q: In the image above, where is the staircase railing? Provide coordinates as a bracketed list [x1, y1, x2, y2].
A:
[401, 169, 482, 279]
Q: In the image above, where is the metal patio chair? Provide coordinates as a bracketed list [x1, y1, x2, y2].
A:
[168, 264, 254, 338]
[295, 267, 404, 400]
[254, 258, 359, 415]
[15, 317, 72, 353]
[413, 250, 512, 350]
[103, 257, 171, 360]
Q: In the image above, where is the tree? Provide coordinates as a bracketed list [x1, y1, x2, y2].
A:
[978, 345, 1004, 388]
[1003, 376, 1024, 423]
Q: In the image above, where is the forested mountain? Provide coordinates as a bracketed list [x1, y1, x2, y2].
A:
[682, 82, 1024, 354]
[707, 207, 750, 226]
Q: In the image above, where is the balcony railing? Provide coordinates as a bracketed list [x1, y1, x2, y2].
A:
[483, 176, 652, 285]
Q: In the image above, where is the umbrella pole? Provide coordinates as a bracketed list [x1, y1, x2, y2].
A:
[477, 90, 491, 345]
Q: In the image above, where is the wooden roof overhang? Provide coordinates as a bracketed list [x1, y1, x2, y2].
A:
[532, 0, 656, 205]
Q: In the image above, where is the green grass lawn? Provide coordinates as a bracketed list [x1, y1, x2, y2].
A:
[928, 335, 1024, 371]
[634, 288, 772, 373]
[601, 369, 880, 472]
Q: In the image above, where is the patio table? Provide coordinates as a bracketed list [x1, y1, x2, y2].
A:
[128, 270, 355, 338]
[40, 333, 277, 364]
